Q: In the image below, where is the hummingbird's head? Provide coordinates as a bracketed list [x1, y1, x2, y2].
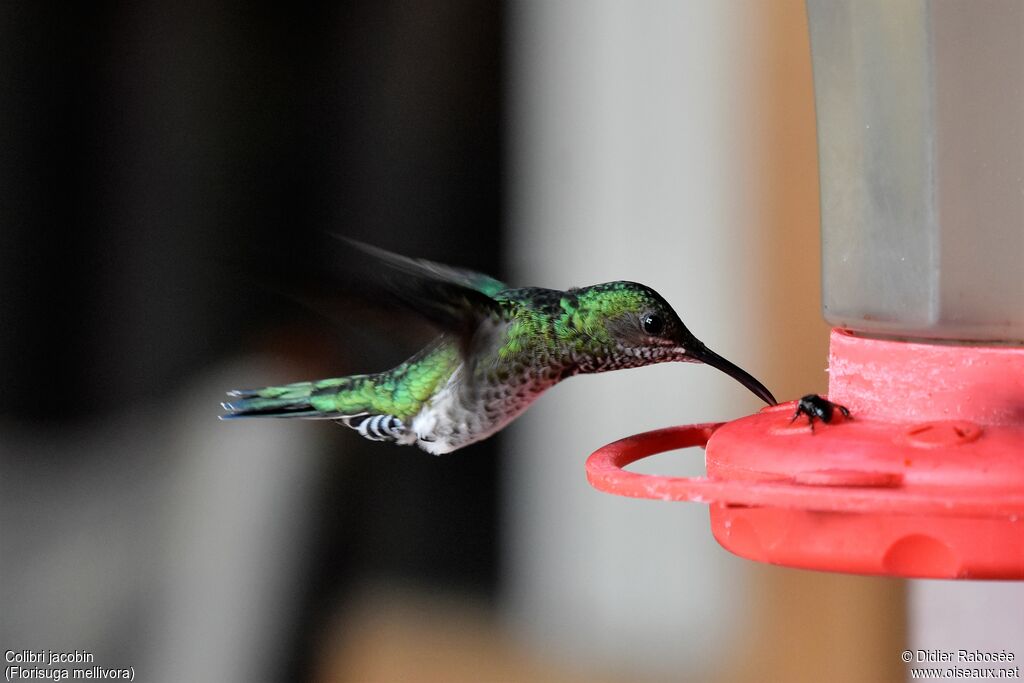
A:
[575, 282, 777, 405]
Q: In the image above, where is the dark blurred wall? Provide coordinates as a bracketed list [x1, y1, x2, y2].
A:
[0, 1, 504, 677]
[0, 1, 503, 416]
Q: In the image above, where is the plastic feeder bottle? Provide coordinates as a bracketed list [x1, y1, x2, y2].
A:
[586, 0, 1024, 579]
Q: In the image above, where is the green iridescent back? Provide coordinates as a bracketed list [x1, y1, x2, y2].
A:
[489, 282, 680, 367]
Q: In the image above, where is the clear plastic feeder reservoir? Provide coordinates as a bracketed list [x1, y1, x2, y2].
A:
[809, 0, 1023, 342]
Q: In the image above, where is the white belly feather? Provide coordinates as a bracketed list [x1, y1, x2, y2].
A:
[408, 364, 547, 455]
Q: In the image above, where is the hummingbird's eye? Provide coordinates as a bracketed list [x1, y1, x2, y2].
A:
[641, 312, 664, 336]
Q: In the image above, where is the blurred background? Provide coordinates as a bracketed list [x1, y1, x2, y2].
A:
[1, 2, 1017, 682]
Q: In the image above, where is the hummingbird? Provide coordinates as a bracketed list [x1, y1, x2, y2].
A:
[221, 243, 777, 454]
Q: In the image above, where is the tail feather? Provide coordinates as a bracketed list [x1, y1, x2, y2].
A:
[219, 401, 324, 419]
[220, 377, 364, 420]
[221, 381, 321, 419]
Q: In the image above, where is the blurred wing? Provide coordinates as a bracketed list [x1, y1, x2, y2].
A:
[339, 237, 509, 298]
[338, 237, 509, 344]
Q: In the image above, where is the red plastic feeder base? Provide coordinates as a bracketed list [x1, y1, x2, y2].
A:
[586, 330, 1024, 579]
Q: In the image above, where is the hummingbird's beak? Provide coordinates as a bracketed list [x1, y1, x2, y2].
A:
[682, 343, 777, 406]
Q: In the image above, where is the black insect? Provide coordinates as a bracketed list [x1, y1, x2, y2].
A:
[790, 394, 850, 433]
